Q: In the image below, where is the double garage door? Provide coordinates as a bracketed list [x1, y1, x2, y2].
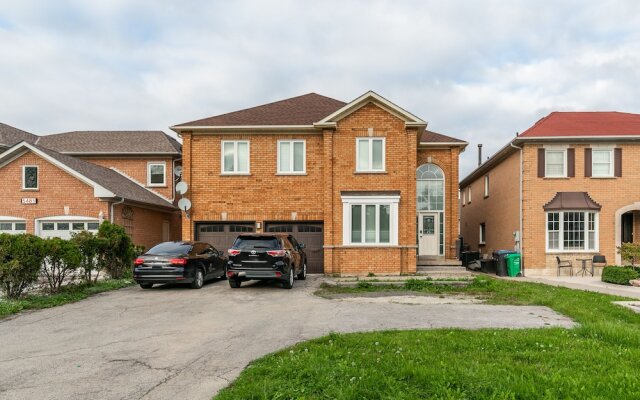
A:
[196, 222, 324, 273]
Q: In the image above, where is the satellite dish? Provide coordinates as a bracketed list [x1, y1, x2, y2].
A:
[178, 198, 192, 211]
[174, 165, 183, 177]
[176, 181, 188, 195]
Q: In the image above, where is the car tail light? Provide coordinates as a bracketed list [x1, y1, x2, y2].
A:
[227, 271, 235, 278]
[228, 249, 241, 256]
[275, 271, 282, 277]
[169, 258, 187, 266]
[267, 250, 286, 257]
[134, 258, 144, 265]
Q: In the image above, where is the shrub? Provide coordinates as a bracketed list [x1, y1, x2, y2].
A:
[42, 237, 82, 293]
[71, 231, 102, 284]
[96, 221, 135, 279]
[0, 234, 46, 298]
[617, 242, 640, 266]
[601, 266, 640, 286]
[404, 278, 433, 291]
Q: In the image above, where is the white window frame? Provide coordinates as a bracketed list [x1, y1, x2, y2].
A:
[341, 194, 399, 246]
[545, 211, 599, 253]
[484, 175, 489, 197]
[591, 148, 614, 178]
[147, 162, 167, 187]
[479, 223, 486, 245]
[221, 140, 250, 175]
[462, 190, 466, 206]
[545, 149, 567, 178]
[277, 140, 306, 175]
[22, 165, 39, 190]
[355, 138, 386, 172]
[467, 186, 471, 204]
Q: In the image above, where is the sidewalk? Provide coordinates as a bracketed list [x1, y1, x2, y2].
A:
[514, 275, 640, 299]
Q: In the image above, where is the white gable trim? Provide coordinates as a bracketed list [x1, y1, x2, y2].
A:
[314, 91, 427, 129]
[0, 142, 116, 198]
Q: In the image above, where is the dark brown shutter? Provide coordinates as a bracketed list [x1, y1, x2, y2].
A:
[615, 148, 622, 177]
[537, 148, 545, 178]
[584, 148, 592, 177]
[567, 148, 575, 177]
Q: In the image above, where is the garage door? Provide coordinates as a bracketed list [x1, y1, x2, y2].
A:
[196, 222, 255, 256]
[39, 220, 100, 239]
[264, 222, 324, 274]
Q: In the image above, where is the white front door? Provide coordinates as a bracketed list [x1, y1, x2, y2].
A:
[418, 212, 438, 255]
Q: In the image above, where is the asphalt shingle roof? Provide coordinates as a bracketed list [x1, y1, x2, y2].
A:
[36, 131, 181, 155]
[33, 144, 176, 209]
[0, 123, 37, 147]
[420, 129, 466, 143]
[175, 93, 347, 127]
[519, 112, 640, 137]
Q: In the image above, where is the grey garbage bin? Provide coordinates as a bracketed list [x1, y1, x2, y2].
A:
[493, 250, 516, 277]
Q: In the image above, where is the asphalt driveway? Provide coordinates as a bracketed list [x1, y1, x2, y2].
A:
[0, 276, 573, 400]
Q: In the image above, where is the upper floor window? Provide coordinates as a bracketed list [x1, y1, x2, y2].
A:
[545, 149, 566, 178]
[22, 165, 38, 189]
[222, 141, 249, 174]
[592, 149, 613, 177]
[356, 138, 385, 172]
[147, 162, 166, 186]
[484, 175, 489, 198]
[278, 140, 305, 174]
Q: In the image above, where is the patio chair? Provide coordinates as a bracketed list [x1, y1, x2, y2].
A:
[591, 255, 607, 276]
[556, 256, 573, 276]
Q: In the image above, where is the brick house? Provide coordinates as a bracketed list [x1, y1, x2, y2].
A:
[460, 112, 640, 275]
[0, 127, 182, 250]
[171, 91, 467, 275]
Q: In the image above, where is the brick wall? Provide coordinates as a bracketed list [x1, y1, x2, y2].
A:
[460, 151, 520, 257]
[112, 203, 180, 250]
[81, 157, 175, 200]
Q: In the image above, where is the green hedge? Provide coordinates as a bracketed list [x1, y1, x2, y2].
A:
[601, 266, 640, 285]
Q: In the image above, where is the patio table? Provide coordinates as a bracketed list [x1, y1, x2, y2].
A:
[577, 258, 594, 277]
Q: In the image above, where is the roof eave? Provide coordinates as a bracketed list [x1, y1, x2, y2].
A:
[170, 125, 318, 133]
[516, 135, 640, 142]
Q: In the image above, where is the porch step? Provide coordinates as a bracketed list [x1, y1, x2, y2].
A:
[417, 256, 462, 267]
[416, 265, 474, 278]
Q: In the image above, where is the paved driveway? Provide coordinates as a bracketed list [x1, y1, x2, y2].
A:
[0, 276, 573, 400]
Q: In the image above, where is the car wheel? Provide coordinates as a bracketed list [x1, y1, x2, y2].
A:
[283, 266, 294, 289]
[139, 283, 153, 289]
[297, 263, 307, 280]
[229, 279, 241, 288]
[191, 269, 204, 289]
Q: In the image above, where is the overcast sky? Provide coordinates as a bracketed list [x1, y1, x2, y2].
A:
[1, 0, 639, 177]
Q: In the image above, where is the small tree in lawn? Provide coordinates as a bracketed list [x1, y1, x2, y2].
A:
[72, 231, 102, 284]
[617, 242, 640, 266]
[96, 221, 135, 279]
[0, 234, 46, 298]
[42, 237, 82, 293]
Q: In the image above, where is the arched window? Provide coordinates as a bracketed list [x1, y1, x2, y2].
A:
[417, 164, 444, 211]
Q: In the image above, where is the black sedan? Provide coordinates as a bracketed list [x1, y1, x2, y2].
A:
[133, 241, 227, 289]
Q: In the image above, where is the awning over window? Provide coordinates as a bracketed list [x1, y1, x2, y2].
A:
[543, 192, 601, 211]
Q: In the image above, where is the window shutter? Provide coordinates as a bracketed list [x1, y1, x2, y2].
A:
[567, 148, 575, 177]
[537, 148, 545, 178]
[584, 148, 592, 177]
[615, 148, 622, 177]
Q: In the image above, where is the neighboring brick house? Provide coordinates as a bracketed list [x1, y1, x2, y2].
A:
[0, 127, 182, 250]
[171, 91, 467, 275]
[0, 123, 38, 151]
[460, 112, 640, 275]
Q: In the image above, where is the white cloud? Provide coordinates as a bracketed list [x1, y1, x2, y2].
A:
[0, 0, 640, 177]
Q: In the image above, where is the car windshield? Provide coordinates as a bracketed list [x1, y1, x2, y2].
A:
[147, 242, 192, 256]
[233, 236, 280, 250]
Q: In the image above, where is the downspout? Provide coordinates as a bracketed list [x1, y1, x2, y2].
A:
[110, 197, 125, 223]
[510, 141, 524, 277]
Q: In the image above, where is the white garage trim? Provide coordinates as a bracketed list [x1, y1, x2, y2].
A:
[35, 216, 100, 239]
[0, 216, 27, 234]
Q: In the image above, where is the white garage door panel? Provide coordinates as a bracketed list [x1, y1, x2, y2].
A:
[39, 220, 100, 239]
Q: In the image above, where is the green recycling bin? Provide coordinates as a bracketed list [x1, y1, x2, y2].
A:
[505, 253, 521, 277]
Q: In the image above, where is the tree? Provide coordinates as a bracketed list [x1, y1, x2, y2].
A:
[96, 221, 135, 279]
[0, 234, 45, 298]
[617, 242, 640, 266]
[42, 237, 82, 293]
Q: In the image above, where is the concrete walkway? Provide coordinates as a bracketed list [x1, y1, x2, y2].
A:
[0, 276, 573, 400]
[517, 275, 640, 299]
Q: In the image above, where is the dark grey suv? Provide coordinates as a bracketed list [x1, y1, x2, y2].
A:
[226, 234, 307, 289]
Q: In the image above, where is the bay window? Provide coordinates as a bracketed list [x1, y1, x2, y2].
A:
[546, 211, 598, 252]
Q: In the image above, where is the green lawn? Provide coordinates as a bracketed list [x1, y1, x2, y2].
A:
[215, 277, 640, 399]
[0, 279, 133, 319]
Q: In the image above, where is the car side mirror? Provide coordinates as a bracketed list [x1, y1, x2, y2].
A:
[299, 243, 306, 249]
